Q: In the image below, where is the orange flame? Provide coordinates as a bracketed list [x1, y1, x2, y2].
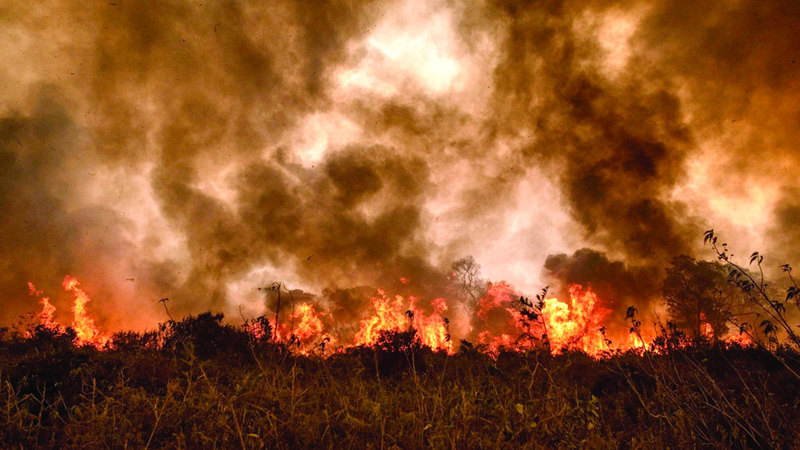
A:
[725, 332, 753, 347]
[62, 276, 110, 348]
[354, 289, 453, 353]
[354, 290, 408, 345]
[410, 297, 453, 354]
[542, 285, 611, 356]
[272, 302, 336, 355]
[28, 276, 109, 348]
[27, 282, 61, 332]
[475, 281, 534, 355]
[27, 274, 755, 356]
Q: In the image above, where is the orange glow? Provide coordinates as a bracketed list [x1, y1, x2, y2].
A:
[724, 332, 753, 347]
[410, 297, 453, 353]
[62, 276, 110, 348]
[272, 302, 336, 355]
[354, 289, 453, 353]
[27, 282, 61, 332]
[699, 313, 715, 339]
[27, 275, 757, 357]
[541, 285, 611, 356]
[354, 290, 408, 346]
[27, 276, 109, 348]
[475, 281, 534, 354]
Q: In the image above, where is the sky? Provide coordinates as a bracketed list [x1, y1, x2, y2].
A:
[1, 0, 798, 331]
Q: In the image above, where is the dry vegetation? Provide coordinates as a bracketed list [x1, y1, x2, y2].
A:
[1, 315, 799, 449]
[4, 233, 800, 448]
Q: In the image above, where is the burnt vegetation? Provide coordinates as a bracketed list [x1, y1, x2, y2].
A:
[3, 234, 800, 448]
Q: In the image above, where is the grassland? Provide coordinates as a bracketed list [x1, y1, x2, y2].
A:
[1, 313, 799, 449]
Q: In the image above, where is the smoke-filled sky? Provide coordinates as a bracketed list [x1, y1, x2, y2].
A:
[1, 0, 799, 330]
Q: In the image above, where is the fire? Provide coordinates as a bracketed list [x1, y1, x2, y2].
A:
[25, 274, 754, 357]
[27, 282, 61, 332]
[699, 313, 715, 339]
[725, 332, 753, 347]
[354, 290, 408, 345]
[271, 302, 336, 355]
[354, 290, 453, 353]
[27, 276, 109, 348]
[474, 283, 635, 357]
[62, 276, 110, 348]
[475, 282, 535, 354]
[541, 285, 611, 355]
[409, 297, 452, 353]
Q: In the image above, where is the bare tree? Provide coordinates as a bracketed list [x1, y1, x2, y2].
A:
[450, 256, 486, 312]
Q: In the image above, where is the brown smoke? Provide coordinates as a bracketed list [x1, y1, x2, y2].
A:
[1, 0, 799, 331]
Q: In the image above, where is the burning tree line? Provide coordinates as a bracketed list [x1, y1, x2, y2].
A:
[20, 231, 800, 360]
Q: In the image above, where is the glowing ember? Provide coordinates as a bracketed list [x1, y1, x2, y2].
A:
[724, 332, 753, 347]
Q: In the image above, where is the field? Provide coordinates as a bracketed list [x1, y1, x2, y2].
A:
[1, 315, 799, 449]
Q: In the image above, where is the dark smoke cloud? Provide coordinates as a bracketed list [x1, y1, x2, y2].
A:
[2, 0, 799, 334]
[485, 0, 698, 264]
[768, 187, 800, 269]
[475, 0, 800, 312]
[0, 87, 145, 326]
[543, 248, 659, 315]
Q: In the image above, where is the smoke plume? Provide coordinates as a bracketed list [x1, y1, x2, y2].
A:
[1, 0, 799, 333]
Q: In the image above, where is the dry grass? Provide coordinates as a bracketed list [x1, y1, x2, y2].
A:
[1, 315, 799, 449]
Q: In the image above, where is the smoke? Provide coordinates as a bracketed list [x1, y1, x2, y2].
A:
[542, 248, 660, 337]
[1, 0, 799, 332]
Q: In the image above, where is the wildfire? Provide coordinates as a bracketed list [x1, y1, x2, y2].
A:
[542, 285, 611, 355]
[27, 282, 61, 332]
[27, 276, 110, 348]
[354, 290, 453, 353]
[474, 283, 645, 357]
[271, 302, 336, 355]
[475, 281, 534, 354]
[25, 275, 752, 357]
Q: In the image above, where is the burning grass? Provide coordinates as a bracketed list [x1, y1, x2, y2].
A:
[7, 234, 800, 447]
[1, 312, 799, 448]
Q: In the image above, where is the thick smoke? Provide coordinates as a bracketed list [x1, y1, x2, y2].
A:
[543, 248, 661, 338]
[1, 0, 799, 332]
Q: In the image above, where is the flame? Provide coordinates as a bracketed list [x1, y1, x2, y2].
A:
[724, 332, 753, 347]
[353, 289, 453, 353]
[27, 276, 110, 347]
[541, 285, 611, 356]
[698, 312, 715, 339]
[271, 302, 336, 355]
[475, 281, 535, 354]
[27, 274, 755, 357]
[354, 290, 408, 345]
[27, 282, 61, 332]
[474, 283, 639, 357]
[410, 297, 453, 353]
[62, 276, 110, 348]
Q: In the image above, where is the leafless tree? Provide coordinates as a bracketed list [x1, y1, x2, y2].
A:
[450, 256, 486, 313]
